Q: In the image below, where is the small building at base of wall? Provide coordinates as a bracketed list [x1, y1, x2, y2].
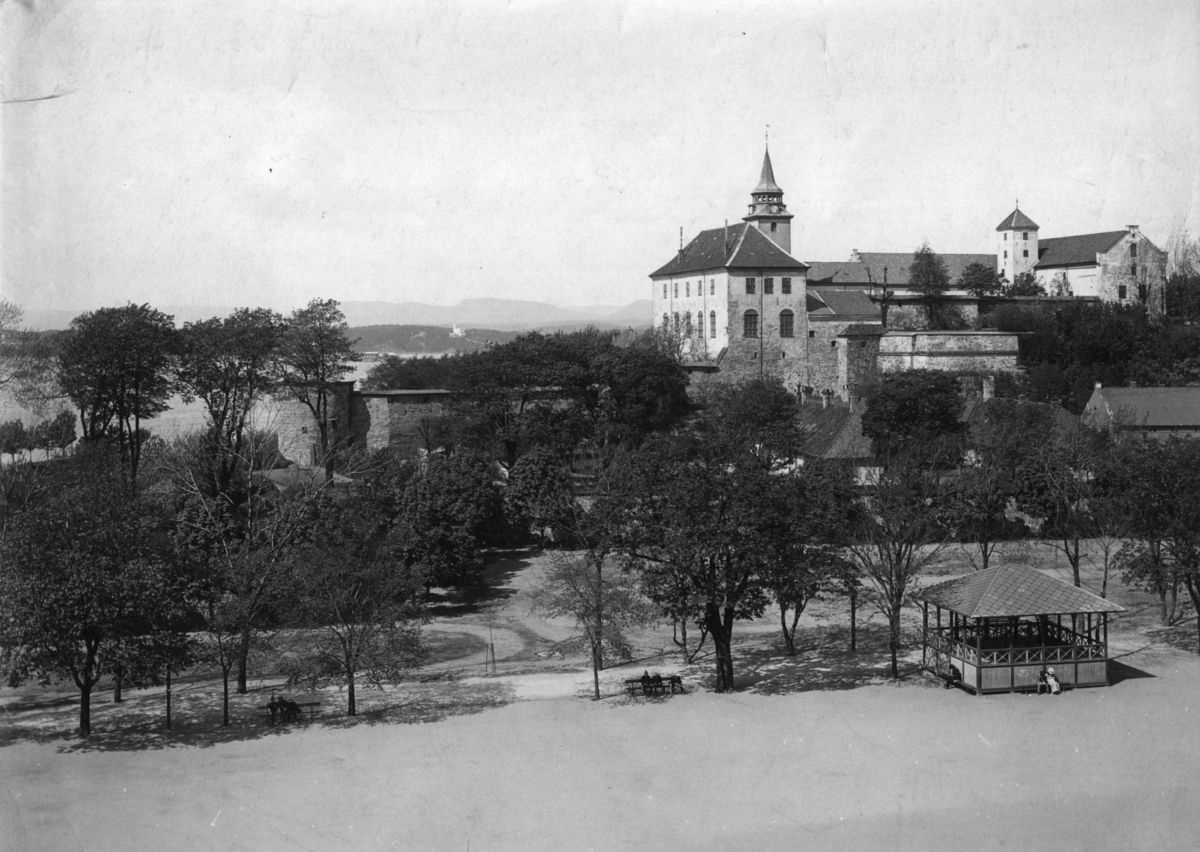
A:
[877, 331, 1021, 374]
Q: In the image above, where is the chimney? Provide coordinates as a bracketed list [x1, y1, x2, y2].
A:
[1094, 381, 1102, 390]
[1127, 225, 1140, 236]
[821, 389, 831, 409]
[983, 375, 995, 401]
[849, 248, 861, 263]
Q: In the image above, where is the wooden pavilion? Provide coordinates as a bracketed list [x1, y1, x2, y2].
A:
[915, 565, 1125, 694]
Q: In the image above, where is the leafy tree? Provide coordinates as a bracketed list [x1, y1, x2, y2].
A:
[861, 370, 963, 455]
[529, 552, 657, 700]
[396, 453, 506, 589]
[704, 377, 801, 468]
[0, 419, 27, 459]
[0, 452, 190, 737]
[58, 304, 178, 486]
[841, 439, 960, 677]
[361, 354, 458, 391]
[908, 243, 950, 323]
[504, 446, 577, 545]
[757, 460, 856, 655]
[176, 308, 285, 498]
[277, 299, 358, 467]
[1003, 271, 1047, 297]
[958, 262, 1003, 299]
[284, 486, 426, 716]
[603, 435, 784, 692]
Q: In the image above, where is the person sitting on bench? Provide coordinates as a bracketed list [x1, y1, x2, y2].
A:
[1045, 668, 1062, 696]
[267, 696, 281, 724]
[650, 673, 664, 691]
[640, 670, 652, 695]
[1036, 669, 1051, 695]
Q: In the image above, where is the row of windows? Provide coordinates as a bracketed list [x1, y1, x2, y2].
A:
[1002, 232, 1031, 241]
[664, 280, 719, 299]
[663, 311, 718, 339]
[741, 309, 795, 338]
[745, 277, 792, 295]
[1002, 250, 1031, 259]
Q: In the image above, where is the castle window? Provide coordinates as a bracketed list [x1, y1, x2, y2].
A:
[1118, 285, 1128, 300]
[1004, 250, 1008, 259]
[1138, 284, 1148, 302]
[809, 330, 815, 338]
[1131, 263, 1137, 276]
[1003, 233, 1008, 241]
[710, 311, 716, 338]
[662, 283, 667, 299]
[662, 313, 669, 330]
[673, 312, 680, 332]
[695, 312, 703, 337]
[1130, 243, 1138, 257]
[782, 277, 792, 294]
[673, 282, 678, 298]
[770, 223, 777, 233]
[686, 282, 690, 297]
[1023, 250, 1028, 258]
[1022, 232, 1028, 240]
[779, 310, 794, 338]
[743, 310, 759, 338]
[764, 277, 774, 294]
[684, 313, 693, 336]
[746, 277, 756, 294]
[710, 280, 715, 296]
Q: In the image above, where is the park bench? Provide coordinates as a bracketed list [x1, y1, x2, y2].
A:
[258, 699, 322, 725]
[624, 674, 686, 697]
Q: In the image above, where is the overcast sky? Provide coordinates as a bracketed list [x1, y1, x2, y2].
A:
[2, 0, 1198, 314]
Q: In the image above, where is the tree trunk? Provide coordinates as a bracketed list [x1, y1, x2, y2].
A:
[237, 630, 251, 694]
[888, 607, 901, 678]
[591, 644, 601, 700]
[1067, 538, 1081, 588]
[849, 587, 857, 652]
[165, 667, 172, 731]
[1158, 586, 1169, 626]
[79, 683, 93, 738]
[347, 670, 356, 716]
[705, 605, 735, 692]
[222, 665, 231, 727]
[112, 668, 123, 703]
[780, 606, 796, 656]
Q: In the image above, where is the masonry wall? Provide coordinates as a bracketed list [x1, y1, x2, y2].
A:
[878, 331, 1020, 373]
[723, 268, 808, 389]
[653, 270, 730, 359]
[806, 321, 843, 395]
[839, 333, 881, 397]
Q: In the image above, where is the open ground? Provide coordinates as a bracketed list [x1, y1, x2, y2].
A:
[2, 543, 1198, 852]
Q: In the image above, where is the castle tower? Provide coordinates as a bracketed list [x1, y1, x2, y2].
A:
[743, 146, 794, 254]
[995, 206, 1040, 281]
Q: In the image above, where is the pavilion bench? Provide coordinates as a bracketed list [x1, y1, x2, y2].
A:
[258, 700, 322, 725]
[624, 674, 686, 696]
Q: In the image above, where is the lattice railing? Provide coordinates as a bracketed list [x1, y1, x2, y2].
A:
[924, 628, 1105, 667]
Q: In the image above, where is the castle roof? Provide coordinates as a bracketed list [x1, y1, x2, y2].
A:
[995, 208, 1041, 231]
[917, 564, 1124, 618]
[650, 222, 808, 278]
[753, 146, 782, 193]
[806, 289, 882, 321]
[1034, 232, 1126, 269]
[807, 253, 995, 288]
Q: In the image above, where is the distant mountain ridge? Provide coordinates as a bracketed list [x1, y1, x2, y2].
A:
[17, 298, 652, 332]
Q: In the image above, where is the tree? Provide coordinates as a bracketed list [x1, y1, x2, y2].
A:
[176, 308, 285, 498]
[908, 243, 950, 323]
[277, 299, 357, 468]
[361, 354, 458, 391]
[0, 452, 190, 737]
[529, 551, 657, 700]
[958, 262, 1003, 299]
[842, 440, 959, 678]
[284, 486, 426, 716]
[860, 370, 963, 455]
[1003, 271, 1046, 297]
[58, 304, 178, 486]
[757, 460, 855, 655]
[704, 376, 802, 468]
[603, 436, 782, 692]
[504, 446, 577, 545]
[396, 453, 506, 589]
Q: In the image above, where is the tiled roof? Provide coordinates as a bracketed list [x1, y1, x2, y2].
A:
[754, 146, 782, 193]
[807, 289, 881, 320]
[837, 323, 886, 337]
[961, 397, 1076, 433]
[1034, 232, 1125, 269]
[797, 401, 874, 459]
[1092, 386, 1200, 428]
[807, 253, 995, 288]
[917, 565, 1125, 618]
[650, 223, 808, 278]
[995, 208, 1040, 231]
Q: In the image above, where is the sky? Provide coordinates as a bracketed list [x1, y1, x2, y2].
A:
[2, 0, 1198, 315]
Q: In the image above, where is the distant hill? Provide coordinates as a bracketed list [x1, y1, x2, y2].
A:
[18, 298, 651, 332]
[350, 325, 522, 354]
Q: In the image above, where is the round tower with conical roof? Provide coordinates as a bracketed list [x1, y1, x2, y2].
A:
[743, 146, 794, 254]
[995, 205, 1040, 282]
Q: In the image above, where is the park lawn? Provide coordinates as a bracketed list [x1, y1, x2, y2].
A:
[2, 545, 1198, 852]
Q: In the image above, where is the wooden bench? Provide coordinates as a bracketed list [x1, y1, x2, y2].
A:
[624, 675, 686, 696]
[258, 700, 322, 725]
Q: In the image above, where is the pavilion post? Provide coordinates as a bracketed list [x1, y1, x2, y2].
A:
[922, 603, 928, 668]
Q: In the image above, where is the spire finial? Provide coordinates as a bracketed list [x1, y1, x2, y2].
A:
[765, 124, 769, 146]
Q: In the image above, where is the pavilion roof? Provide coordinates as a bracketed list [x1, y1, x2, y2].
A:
[916, 565, 1125, 618]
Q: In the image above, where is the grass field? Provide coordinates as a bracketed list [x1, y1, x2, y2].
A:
[2, 545, 1198, 852]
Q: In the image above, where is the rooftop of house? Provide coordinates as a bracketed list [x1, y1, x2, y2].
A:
[797, 398, 874, 460]
[1034, 232, 1127, 269]
[806, 252, 996, 288]
[995, 207, 1041, 232]
[806, 289, 882, 321]
[650, 222, 808, 278]
[1087, 386, 1200, 428]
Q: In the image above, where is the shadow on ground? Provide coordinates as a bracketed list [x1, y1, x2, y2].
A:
[1109, 659, 1156, 685]
[1145, 618, 1200, 656]
[0, 679, 517, 754]
[424, 550, 534, 618]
